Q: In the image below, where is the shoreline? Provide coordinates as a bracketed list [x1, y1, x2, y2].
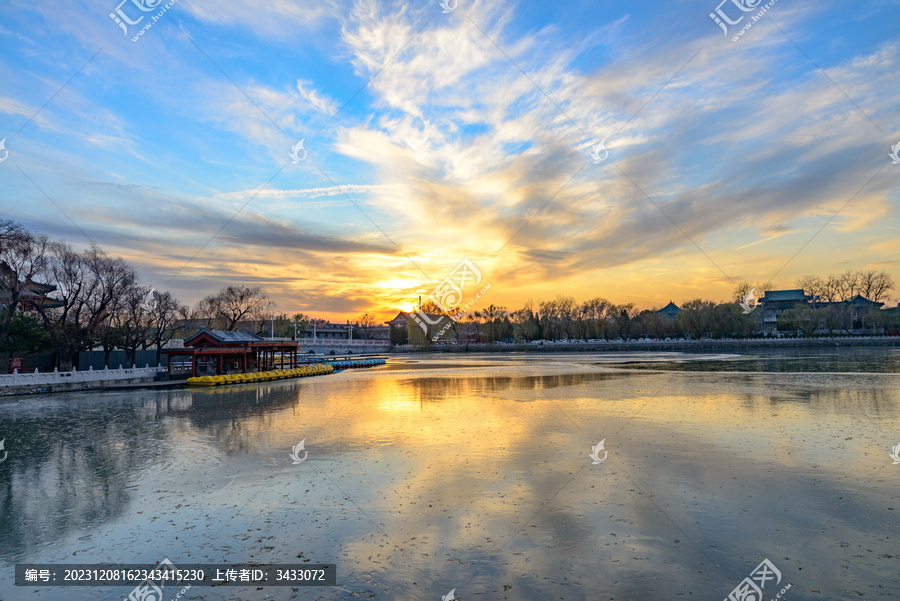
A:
[392, 337, 900, 353]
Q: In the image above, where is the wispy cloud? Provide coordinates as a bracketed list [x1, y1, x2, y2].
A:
[1, 0, 898, 318]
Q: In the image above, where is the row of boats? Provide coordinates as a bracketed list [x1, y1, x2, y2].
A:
[329, 358, 387, 369]
[187, 364, 334, 386]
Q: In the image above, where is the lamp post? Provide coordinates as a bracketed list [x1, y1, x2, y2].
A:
[347, 320, 353, 342]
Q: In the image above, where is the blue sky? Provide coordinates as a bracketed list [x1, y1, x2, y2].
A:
[1, 0, 899, 319]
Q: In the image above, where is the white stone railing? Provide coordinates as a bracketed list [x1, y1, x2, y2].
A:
[0, 364, 167, 388]
[300, 339, 388, 346]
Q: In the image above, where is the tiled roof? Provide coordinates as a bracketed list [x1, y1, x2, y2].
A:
[762, 289, 809, 302]
[845, 294, 881, 306]
[186, 327, 263, 343]
[385, 311, 447, 325]
[657, 301, 681, 314]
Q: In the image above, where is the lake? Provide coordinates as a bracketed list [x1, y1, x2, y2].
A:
[1, 349, 898, 600]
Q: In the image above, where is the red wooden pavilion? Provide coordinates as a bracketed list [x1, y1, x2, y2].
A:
[161, 328, 300, 379]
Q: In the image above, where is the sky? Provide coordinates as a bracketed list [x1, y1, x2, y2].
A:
[0, 0, 899, 322]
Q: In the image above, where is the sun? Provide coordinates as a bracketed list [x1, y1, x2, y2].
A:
[398, 302, 416, 312]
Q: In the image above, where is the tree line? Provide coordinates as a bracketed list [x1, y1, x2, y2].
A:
[0, 220, 277, 368]
[3, 220, 897, 361]
[402, 269, 897, 347]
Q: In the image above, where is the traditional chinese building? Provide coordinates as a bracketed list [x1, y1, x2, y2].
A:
[385, 311, 455, 342]
[656, 301, 681, 320]
[759, 289, 811, 334]
[0, 263, 65, 311]
[161, 328, 299, 379]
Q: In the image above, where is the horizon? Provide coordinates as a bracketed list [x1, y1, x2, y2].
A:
[2, 0, 899, 324]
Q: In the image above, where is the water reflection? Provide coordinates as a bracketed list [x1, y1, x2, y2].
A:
[0, 353, 898, 601]
[623, 346, 900, 373]
[0, 383, 302, 564]
[400, 371, 639, 403]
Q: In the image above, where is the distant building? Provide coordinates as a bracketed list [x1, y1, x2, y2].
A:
[385, 311, 454, 341]
[759, 289, 888, 335]
[0, 263, 64, 311]
[384, 311, 448, 328]
[656, 301, 681, 320]
[759, 289, 811, 334]
[830, 294, 884, 332]
[884, 303, 900, 336]
[294, 322, 390, 341]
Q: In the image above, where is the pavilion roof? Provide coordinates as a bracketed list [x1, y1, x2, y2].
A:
[656, 301, 681, 314]
[184, 327, 265, 347]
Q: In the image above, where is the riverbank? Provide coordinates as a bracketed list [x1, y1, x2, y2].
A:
[393, 336, 900, 353]
[0, 357, 388, 397]
[0, 375, 165, 397]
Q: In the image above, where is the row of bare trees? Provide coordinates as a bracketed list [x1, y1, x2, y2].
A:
[402, 269, 897, 345]
[0, 220, 188, 367]
[795, 270, 894, 305]
[0, 221, 281, 368]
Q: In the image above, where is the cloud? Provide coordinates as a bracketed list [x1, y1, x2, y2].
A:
[2, 0, 899, 317]
[296, 79, 338, 115]
[331, 0, 900, 300]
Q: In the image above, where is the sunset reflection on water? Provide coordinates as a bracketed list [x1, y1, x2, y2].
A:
[0, 351, 898, 600]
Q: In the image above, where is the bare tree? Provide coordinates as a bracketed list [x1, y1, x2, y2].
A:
[820, 274, 842, 302]
[796, 274, 825, 306]
[355, 313, 376, 339]
[118, 284, 153, 366]
[83, 248, 138, 349]
[857, 269, 894, 304]
[35, 242, 87, 367]
[837, 269, 861, 300]
[555, 295, 576, 339]
[733, 280, 775, 304]
[146, 289, 186, 363]
[197, 285, 274, 330]
[0, 220, 50, 345]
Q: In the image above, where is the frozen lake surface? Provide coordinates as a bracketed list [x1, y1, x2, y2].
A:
[1, 350, 899, 600]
